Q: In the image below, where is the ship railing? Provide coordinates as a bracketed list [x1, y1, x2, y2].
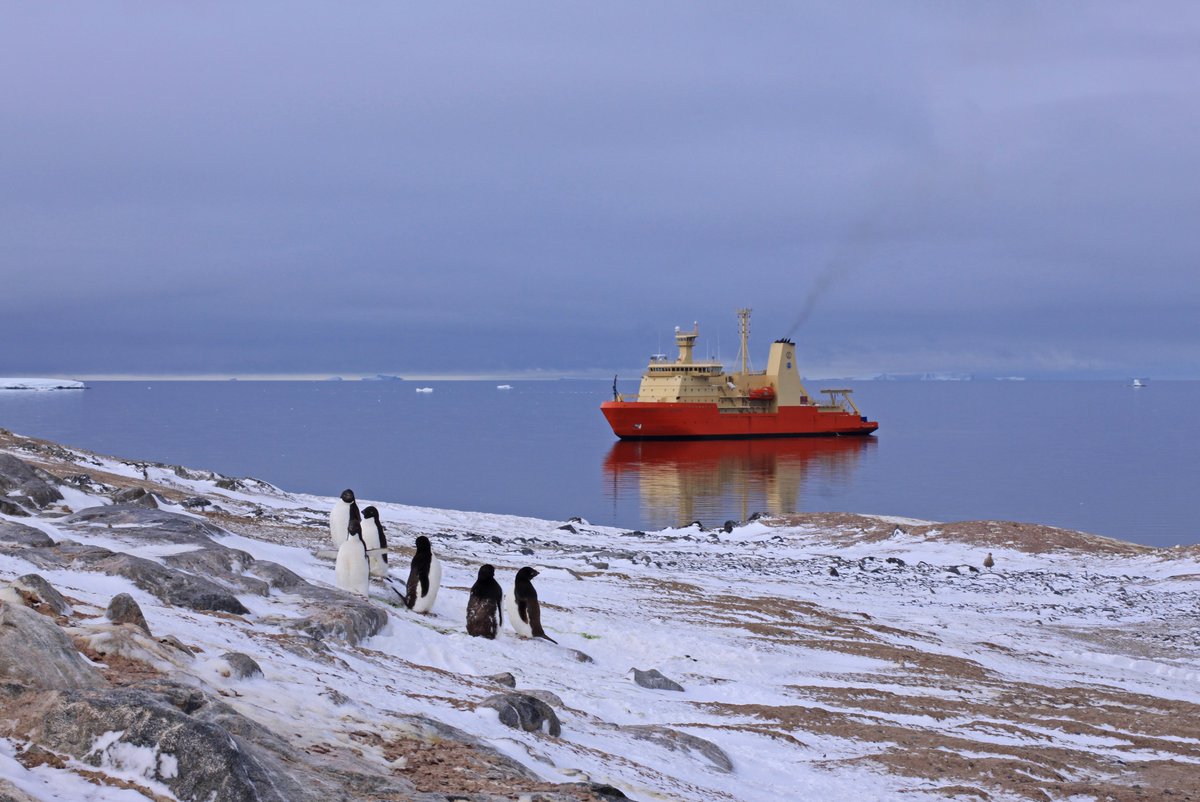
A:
[818, 388, 860, 415]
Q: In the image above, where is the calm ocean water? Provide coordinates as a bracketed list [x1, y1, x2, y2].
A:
[1, 380, 1196, 547]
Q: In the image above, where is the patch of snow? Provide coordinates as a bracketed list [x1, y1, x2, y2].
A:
[0, 737, 161, 801]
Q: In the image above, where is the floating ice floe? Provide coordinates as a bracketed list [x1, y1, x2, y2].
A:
[0, 377, 86, 390]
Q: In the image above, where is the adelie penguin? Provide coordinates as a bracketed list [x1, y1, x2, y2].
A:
[334, 524, 370, 598]
[505, 566, 557, 643]
[360, 506, 388, 578]
[466, 564, 503, 638]
[405, 535, 441, 613]
[329, 489, 360, 548]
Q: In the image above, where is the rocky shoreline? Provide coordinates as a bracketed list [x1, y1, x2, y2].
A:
[1, 427, 1199, 801]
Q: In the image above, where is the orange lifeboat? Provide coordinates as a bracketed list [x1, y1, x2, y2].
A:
[748, 386, 776, 400]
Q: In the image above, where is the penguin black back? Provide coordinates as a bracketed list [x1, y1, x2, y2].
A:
[466, 563, 503, 638]
[362, 506, 387, 562]
[348, 498, 362, 537]
[405, 535, 432, 609]
[514, 566, 557, 643]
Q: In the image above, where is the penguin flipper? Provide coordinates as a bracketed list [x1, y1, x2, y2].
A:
[404, 567, 419, 609]
[527, 598, 557, 644]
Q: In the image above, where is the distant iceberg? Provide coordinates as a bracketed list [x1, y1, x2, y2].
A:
[496, 384, 513, 390]
[0, 378, 86, 391]
[415, 387, 434, 393]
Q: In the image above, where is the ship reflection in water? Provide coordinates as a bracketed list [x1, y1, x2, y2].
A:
[602, 437, 875, 530]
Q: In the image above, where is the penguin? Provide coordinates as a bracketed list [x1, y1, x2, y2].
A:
[334, 527, 370, 597]
[404, 535, 441, 613]
[465, 564, 503, 638]
[329, 489, 360, 548]
[505, 566, 557, 643]
[360, 506, 388, 578]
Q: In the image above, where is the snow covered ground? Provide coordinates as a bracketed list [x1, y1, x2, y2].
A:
[1, 428, 1199, 801]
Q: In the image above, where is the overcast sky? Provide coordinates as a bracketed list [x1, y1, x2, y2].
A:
[3, 3, 1198, 379]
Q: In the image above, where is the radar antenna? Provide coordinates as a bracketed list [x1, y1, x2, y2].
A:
[736, 308, 752, 374]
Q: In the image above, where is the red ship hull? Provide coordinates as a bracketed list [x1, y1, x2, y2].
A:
[601, 400, 878, 440]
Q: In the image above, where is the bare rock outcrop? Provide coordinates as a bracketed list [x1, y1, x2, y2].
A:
[479, 693, 562, 737]
[10, 573, 71, 616]
[629, 667, 684, 692]
[0, 601, 105, 692]
[0, 520, 55, 548]
[105, 592, 151, 634]
[0, 453, 63, 510]
[624, 724, 733, 773]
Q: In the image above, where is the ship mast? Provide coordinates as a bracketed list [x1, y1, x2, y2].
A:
[736, 308, 752, 374]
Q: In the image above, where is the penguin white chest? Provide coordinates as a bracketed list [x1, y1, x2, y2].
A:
[411, 554, 442, 613]
[361, 519, 388, 577]
[505, 591, 531, 638]
[334, 537, 369, 597]
[329, 501, 351, 547]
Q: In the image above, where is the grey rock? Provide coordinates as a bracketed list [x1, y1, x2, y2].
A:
[486, 672, 517, 688]
[0, 602, 104, 691]
[8, 677, 428, 802]
[63, 505, 225, 544]
[479, 693, 562, 737]
[0, 498, 29, 516]
[91, 552, 250, 615]
[11, 574, 71, 616]
[0, 778, 42, 802]
[182, 496, 212, 509]
[246, 560, 309, 591]
[106, 592, 151, 634]
[173, 465, 216, 481]
[625, 724, 733, 773]
[220, 652, 263, 679]
[158, 634, 194, 654]
[630, 668, 684, 692]
[566, 648, 594, 664]
[722, 520, 736, 533]
[164, 548, 270, 597]
[522, 688, 565, 708]
[60, 473, 97, 489]
[112, 486, 158, 508]
[0, 454, 63, 509]
[289, 602, 388, 646]
[0, 520, 55, 548]
[579, 784, 631, 800]
[16, 684, 326, 802]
